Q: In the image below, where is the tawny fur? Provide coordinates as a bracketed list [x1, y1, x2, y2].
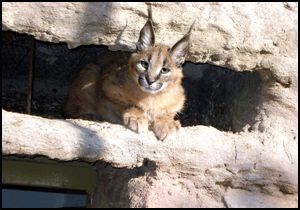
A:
[64, 47, 185, 140]
[64, 9, 191, 140]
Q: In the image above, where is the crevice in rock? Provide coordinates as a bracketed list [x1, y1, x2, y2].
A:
[215, 180, 253, 193]
[2, 31, 264, 132]
[221, 196, 229, 208]
[214, 168, 298, 197]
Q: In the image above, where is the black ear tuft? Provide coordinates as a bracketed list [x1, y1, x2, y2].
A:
[136, 4, 155, 51]
[170, 34, 190, 66]
[170, 21, 195, 66]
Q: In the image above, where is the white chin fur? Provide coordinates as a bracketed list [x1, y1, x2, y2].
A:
[140, 84, 166, 94]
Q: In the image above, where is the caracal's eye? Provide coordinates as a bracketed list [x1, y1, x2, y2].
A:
[161, 67, 170, 74]
[140, 60, 149, 69]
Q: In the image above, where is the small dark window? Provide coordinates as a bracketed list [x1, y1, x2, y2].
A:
[2, 185, 87, 208]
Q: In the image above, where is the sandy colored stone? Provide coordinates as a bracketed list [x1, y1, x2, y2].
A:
[2, 2, 298, 72]
[224, 188, 298, 208]
[2, 109, 298, 207]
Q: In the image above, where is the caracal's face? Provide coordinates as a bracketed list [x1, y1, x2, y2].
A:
[129, 44, 183, 94]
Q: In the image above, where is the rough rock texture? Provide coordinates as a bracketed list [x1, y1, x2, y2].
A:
[2, 3, 298, 70]
[2, 110, 298, 207]
[2, 2, 298, 208]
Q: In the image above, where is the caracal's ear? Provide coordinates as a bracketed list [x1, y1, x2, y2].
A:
[170, 21, 195, 66]
[136, 4, 155, 51]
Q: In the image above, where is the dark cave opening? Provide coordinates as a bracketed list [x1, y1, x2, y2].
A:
[2, 31, 263, 132]
[179, 62, 262, 132]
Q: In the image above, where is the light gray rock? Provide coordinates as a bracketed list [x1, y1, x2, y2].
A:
[2, 110, 298, 207]
[2, 2, 298, 71]
[224, 188, 298, 208]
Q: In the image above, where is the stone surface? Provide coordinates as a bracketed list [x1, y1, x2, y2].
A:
[2, 109, 298, 207]
[2, 2, 298, 208]
[2, 2, 298, 72]
[224, 188, 297, 208]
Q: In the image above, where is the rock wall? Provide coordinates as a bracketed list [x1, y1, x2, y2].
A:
[2, 2, 298, 71]
[2, 110, 298, 207]
[2, 2, 298, 208]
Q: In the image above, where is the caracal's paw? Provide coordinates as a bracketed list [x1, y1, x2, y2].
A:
[152, 118, 180, 141]
[123, 110, 148, 133]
